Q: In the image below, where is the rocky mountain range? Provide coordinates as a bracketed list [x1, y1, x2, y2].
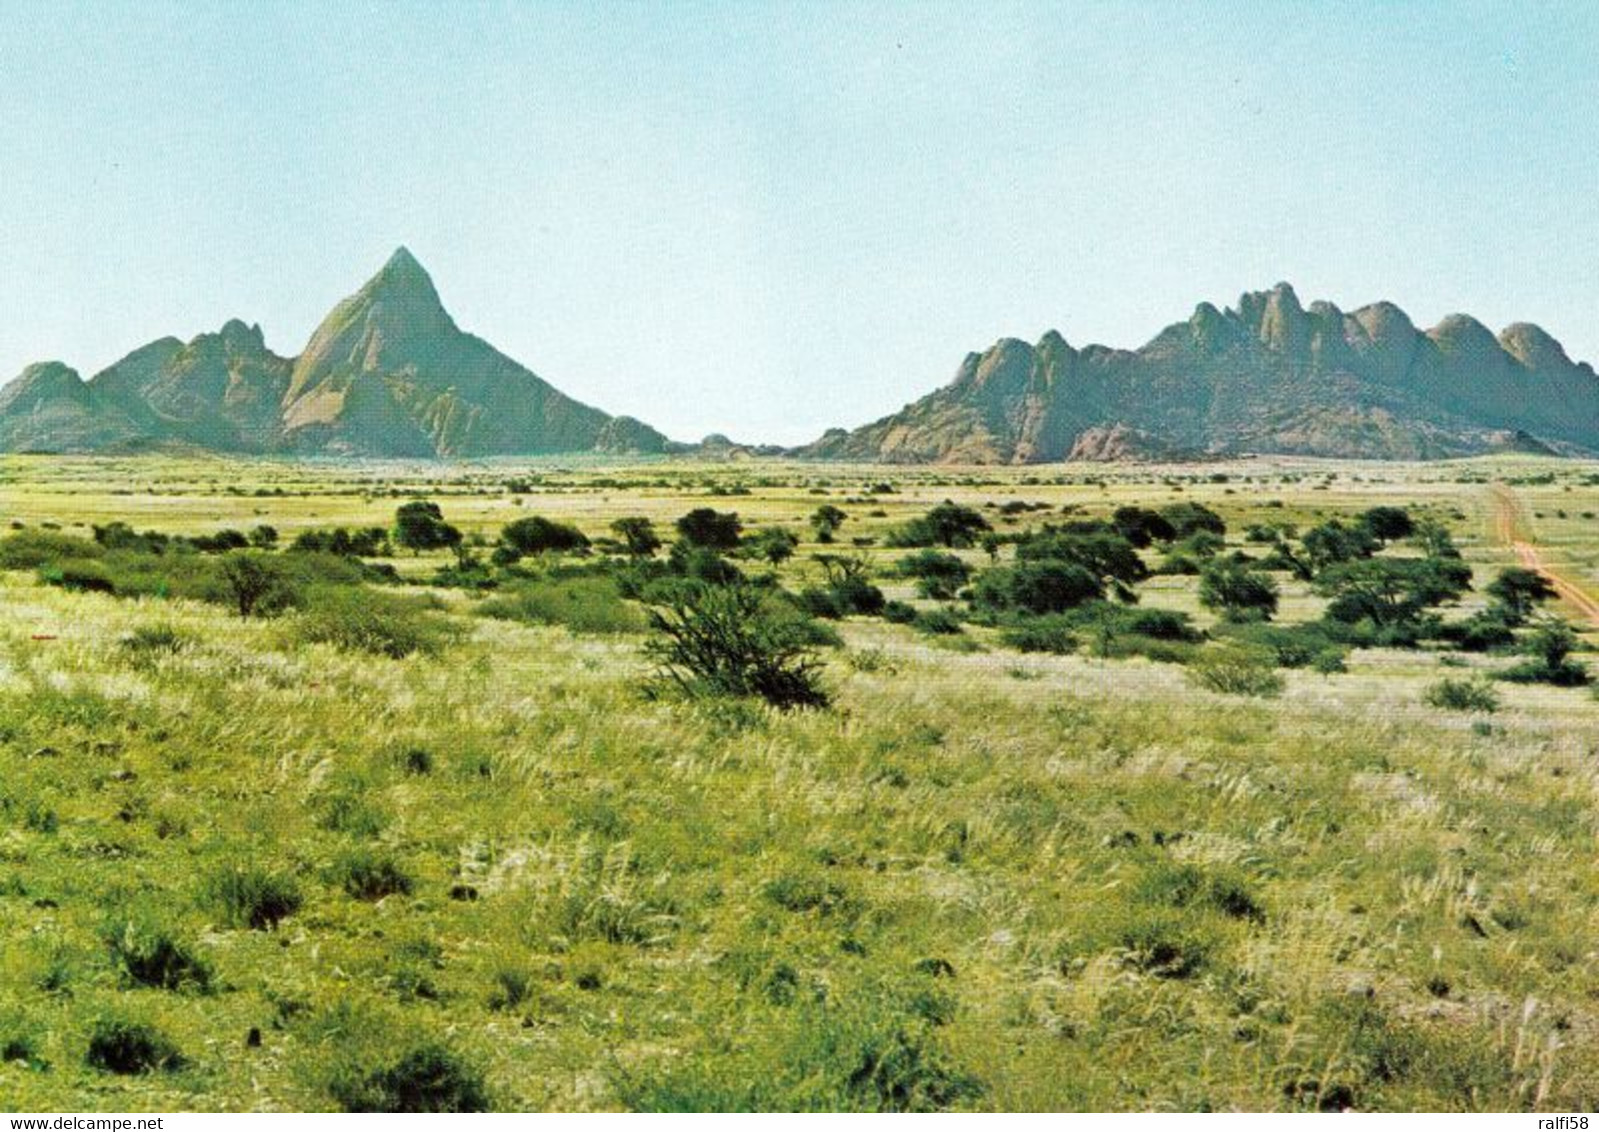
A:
[0, 248, 669, 457]
[799, 283, 1599, 462]
[4, 267, 1595, 462]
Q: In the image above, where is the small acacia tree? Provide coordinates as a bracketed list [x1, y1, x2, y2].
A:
[394, 501, 462, 557]
[1198, 559, 1280, 623]
[219, 552, 291, 618]
[610, 516, 662, 558]
[810, 505, 847, 544]
[675, 508, 743, 551]
[1486, 566, 1557, 625]
[645, 584, 829, 709]
[745, 527, 799, 566]
[500, 516, 589, 557]
[895, 549, 972, 600]
[1360, 506, 1415, 545]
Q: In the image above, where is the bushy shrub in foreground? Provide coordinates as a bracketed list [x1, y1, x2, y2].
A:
[646, 583, 830, 709]
[1424, 677, 1500, 713]
[289, 587, 459, 658]
[1185, 646, 1285, 698]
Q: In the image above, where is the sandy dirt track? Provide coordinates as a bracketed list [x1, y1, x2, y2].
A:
[1491, 484, 1599, 628]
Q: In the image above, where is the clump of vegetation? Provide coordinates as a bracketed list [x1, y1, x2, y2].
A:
[646, 584, 830, 709]
[675, 508, 743, 551]
[1197, 558, 1280, 622]
[104, 914, 213, 992]
[290, 526, 390, 557]
[498, 515, 590, 561]
[894, 550, 972, 600]
[610, 516, 662, 557]
[1137, 861, 1265, 923]
[888, 502, 991, 548]
[206, 865, 304, 929]
[393, 500, 463, 558]
[219, 551, 298, 617]
[1186, 646, 1285, 697]
[333, 850, 415, 901]
[1116, 914, 1215, 979]
[1498, 619, 1590, 686]
[1000, 615, 1076, 654]
[289, 588, 458, 658]
[800, 555, 885, 619]
[1215, 621, 1346, 671]
[810, 504, 848, 543]
[85, 1015, 184, 1075]
[743, 527, 799, 566]
[972, 560, 1103, 616]
[120, 623, 191, 657]
[478, 574, 645, 634]
[1424, 677, 1500, 713]
[328, 1042, 490, 1112]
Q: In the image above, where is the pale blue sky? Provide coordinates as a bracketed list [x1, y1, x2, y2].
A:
[2, 1, 1596, 443]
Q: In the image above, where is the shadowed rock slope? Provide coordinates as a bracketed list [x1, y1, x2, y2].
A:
[0, 248, 669, 457]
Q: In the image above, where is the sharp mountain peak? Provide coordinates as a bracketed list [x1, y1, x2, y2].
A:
[0, 248, 670, 458]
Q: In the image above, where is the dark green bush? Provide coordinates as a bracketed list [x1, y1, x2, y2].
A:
[1117, 913, 1212, 979]
[85, 1015, 184, 1075]
[42, 561, 115, 593]
[500, 516, 590, 557]
[764, 872, 850, 914]
[882, 601, 918, 624]
[1001, 616, 1077, 654]
[1424, 677, 1500, 713]
[0, 530, 102, 570]
[971, 561, 1102, 616]
[1137, 861, 1264, 923]
[329, 1043, 490, 1112]
[675, 508, 743, 550]
[912, 609, 964, 636]
[894, 550, 972, 600]
[1216, 622, 1346, 670]
[119, 623, 191, 656]
[646, 584, 830, 709]
[886, 502, 991, 549]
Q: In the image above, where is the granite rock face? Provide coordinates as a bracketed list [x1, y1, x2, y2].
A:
[800, 283, 1599, 462]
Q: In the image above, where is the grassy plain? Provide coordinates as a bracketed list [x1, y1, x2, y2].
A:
[1, 452, 1597, 1111]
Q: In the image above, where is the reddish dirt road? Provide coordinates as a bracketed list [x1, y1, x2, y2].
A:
[1491, 485, 1599, 628]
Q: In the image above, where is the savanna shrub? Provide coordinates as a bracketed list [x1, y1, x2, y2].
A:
[120, 624, 190, 656]
[1001, 616, 1076, 654]
[500, 516, 590, 557]
[1424, 677, 1500, 713]
[477, 575, 644, 635]
[912, 609, 964, 636]
[1186, 647, 1285, 698]
[646, 584, 830, 710]
[290, 588, 458, 658]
